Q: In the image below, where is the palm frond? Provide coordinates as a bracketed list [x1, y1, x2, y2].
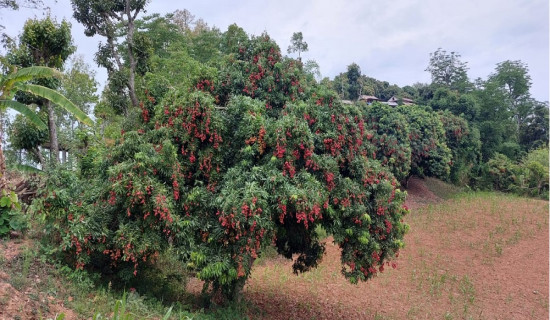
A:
[15, 83, 94, 126]
[0, 100, 47, 130]
[3, 66, 63, 84]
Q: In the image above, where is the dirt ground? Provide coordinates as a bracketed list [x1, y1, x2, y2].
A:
[1, 177, 548, 319]
[0, 239, 78, 320]
[239, 178, 549, 319]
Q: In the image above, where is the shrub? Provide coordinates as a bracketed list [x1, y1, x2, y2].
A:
[438, 110, 481, 185]
[485, 149, 549, 198]
[363, 102, 411, 182]
[0, 190, 26, 237]
[486, 153, 521, 192]
[520, 147, 549, 198]
[397, 105, 451, 179]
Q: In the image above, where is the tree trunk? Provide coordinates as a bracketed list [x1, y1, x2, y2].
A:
[0, 110, 6, 190]
[47, 101, 59, 165]
[32, 147, 45, 170]
[125, 0, 139, 110]
[0, 139, 6, 191]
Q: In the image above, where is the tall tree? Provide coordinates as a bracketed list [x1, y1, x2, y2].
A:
[333, 72, 349, 99]
[425, 48, 470, 92]
[71, 0, 148, 114]
[347, 63, 362, 100]
[487, 60, 533, 129]
[287, 31, 308, 60]
[171, 8, 195, 33]
[8, 16, 75, 165]
[56, 56, 98, 162]
[303, 59, 321, 83]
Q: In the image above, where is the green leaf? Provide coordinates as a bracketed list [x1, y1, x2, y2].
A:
[0, 100, 47, 130]
[4, 66, 63, 83]
[10, 217, 22, 231]
[0, 197, 10, 207]
[9, 191, 18, 205]
[161, 307, 173, 320]
[14, 83, 94, 126]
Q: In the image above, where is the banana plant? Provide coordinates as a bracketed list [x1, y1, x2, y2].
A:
[0, 66, 93, 186]
[0, 66, 93, 128]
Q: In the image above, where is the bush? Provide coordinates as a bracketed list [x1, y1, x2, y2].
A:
[363, 102, 411, 182]
[438, 110, 481, 185]
[397, 105, 451, 179]
[520, 148, 549, 198]
[0, 190, 26, 237]
[485, 149, 549, 198]
[486, 153, 520, 192]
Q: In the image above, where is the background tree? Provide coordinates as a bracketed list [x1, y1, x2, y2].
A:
[71, 0, 148, 114]
[425, 48, 471, 92]
[7, 16, 75, 165]
[303, 59, 321, 83]
[56, 56, 98, 163]
[171, 8, 195, 33]
[0, 66, 92, 186]
[333, 72, 349, 99]
[475, 72, 521, 160]
[429, 87, 480, 122]
[363, 102, 411, 182]
[438, 110, 481, 185]
[519, 101, 549, 150]
[487, 60, 533, 131]
[287, 31, 308, 60]
[397, 105, 451, 179]
[347, 63, 362, 100]
[221, 23, 248, 55]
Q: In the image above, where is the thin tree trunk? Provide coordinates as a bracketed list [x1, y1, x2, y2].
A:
[47, 101, 59, 165]
[32, 146, 45, 170]
[125, 0, 139, 110]
[0, 110, 7, 190]
[0, 139, 6, 191]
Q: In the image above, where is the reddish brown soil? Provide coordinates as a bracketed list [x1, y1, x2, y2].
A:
[404, 176, 444, 209]
[0, 239, 77, 320]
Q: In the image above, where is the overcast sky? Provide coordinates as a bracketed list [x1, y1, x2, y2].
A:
[1, 0, 548, 101]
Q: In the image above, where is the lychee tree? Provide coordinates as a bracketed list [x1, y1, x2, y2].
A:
[44, 31, 409, 301]
[397, 105, 451, 179]
[362, 102, 412, 182]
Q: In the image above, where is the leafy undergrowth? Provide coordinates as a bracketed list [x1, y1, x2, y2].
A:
[0, 179, 548, 319]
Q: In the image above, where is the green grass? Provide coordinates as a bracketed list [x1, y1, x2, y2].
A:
[423, 177, 465, 200]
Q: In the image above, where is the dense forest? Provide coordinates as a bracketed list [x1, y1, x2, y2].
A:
[0, 0, 548, 309]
